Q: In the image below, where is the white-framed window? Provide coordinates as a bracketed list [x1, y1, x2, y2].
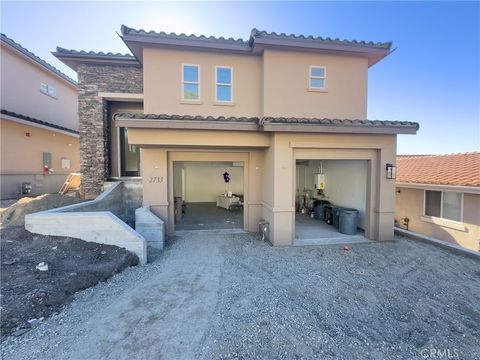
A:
[40, 82, 57, 98]
[215, 66, 233, 103]
[309, 66, 326, 90]
[182, 64, 200, 101]
[424, 190, 463, 222]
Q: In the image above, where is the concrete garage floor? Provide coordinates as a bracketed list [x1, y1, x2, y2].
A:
[2, 233, 479, 360]
[175, 202, 243, 231]
[295, 213, 370, 246]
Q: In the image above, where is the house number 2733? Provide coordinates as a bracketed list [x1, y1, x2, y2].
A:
[149, 177, 164, 183]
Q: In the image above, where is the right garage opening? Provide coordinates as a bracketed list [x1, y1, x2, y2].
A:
[295, 159, 369, 245]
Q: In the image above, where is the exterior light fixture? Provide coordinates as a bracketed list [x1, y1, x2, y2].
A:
[386, 163, 396, 179]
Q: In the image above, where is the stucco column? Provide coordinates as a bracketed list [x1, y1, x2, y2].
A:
[269, 134, 295, 245]
[374, 139, 397, 241]
[140, 148, 169, 225]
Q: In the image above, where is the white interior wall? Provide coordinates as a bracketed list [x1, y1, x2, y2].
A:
[295, 160, 367, 229]
[173, 161, 244, 203]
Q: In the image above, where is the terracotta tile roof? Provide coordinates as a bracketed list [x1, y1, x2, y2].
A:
[250, 29, 391, 49]
[396, 152, 480, 187]
[115, 113, 418, 129]
[54, 47, 136, 59]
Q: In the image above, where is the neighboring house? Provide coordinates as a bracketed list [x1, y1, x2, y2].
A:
[0, 34, 80, 199]
[53, 26, 418, 246]
[395, 153, 480, 252]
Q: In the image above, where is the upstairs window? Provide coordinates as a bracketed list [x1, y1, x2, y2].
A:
[40, 82, 57, 98]
[182, 64, 200, 101]
[425, 190, 462, 222]
[215, 66, 233, 103]
[309, 66, 326, 90]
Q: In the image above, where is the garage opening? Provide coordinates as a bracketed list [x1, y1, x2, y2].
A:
[173, 161, 244, 231]
[295, 159, 369, 245]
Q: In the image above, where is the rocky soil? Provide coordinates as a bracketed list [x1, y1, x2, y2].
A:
[0, 226, 138, 339]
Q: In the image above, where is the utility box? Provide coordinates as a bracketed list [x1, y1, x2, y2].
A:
[314, 173, 325, 190]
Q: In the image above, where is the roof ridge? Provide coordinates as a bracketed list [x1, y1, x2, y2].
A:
[121, 25, 248, 44]
[1, 33, 77, 86]
[250, 28, 392, 49]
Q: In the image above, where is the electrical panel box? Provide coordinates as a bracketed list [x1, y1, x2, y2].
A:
[314, 174, 325, 190]
[43, 152, 52, 169]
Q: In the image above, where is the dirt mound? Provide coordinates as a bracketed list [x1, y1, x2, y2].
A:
[0, 194, 84, 227]
[0, 226, 139, 339]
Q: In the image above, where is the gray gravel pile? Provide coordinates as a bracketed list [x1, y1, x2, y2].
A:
[1, 232, 479, 360]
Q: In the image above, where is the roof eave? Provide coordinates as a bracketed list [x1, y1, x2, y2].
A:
[396, 182, 480, 194]
[252, 38, 392, 66]
[121, 33, 252, 63]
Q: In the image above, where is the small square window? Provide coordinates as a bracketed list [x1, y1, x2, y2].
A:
[309, 66, 326, 90]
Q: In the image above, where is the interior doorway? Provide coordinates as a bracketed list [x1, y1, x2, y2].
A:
[173, 161, 244, 231]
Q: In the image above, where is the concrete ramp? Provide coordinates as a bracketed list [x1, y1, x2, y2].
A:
[25, 182, 148, 265]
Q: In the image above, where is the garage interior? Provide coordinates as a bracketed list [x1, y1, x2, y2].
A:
[173, 161, 244, 231]
[295, 159, 369, 245]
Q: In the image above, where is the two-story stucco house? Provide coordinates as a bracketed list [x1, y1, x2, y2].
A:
[53, 26, 418, 246]
[0, 34, 80, 199]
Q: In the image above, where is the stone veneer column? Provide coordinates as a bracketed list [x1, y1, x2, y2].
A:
[77, 64, 143, 198]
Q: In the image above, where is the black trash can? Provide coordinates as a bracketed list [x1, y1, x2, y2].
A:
[314, 200, 330, 220]
[339, 208, 359, 235]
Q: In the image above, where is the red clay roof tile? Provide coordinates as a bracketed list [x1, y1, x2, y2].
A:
[396, 152, 480, 187]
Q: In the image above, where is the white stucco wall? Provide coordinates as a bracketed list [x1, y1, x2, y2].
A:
[174, 161, 244, 202]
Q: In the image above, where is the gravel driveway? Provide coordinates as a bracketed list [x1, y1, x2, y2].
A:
[2, 231, 479, 360]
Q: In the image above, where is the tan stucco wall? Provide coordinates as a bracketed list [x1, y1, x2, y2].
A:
[142, 47, 368, 119]
[143, 48, 262, 117]
[395, 187, 480, 252]
[0, 45, 78, 130]
[0, 118, 80, 198]
[128, 127, 397, 245]
[262, 49, 368, 119]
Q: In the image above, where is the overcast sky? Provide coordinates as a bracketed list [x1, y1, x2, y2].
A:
[1, 1, 479, 155]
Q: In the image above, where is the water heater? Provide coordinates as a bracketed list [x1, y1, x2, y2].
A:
[314, 173, 325, 190]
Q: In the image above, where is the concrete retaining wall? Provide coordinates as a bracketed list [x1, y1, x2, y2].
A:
[135, 206, 165, 250]
[25, 182, 148, 264]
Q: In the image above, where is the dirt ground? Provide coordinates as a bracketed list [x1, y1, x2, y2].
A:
[0, 194, 84, 227]
[0, 226, 139, 339]
[2, 231, 479, 360]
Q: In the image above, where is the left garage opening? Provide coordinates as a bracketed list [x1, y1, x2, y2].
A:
[173, 161, 244, 231]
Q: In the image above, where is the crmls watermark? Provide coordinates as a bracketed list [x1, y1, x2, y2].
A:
[419, 348, 460, 359]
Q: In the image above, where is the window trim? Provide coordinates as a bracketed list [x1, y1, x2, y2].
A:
[214, 65, 234, 104]
[423, 190, 464, 223]
[308, 65, 327, 91]
[181, 64, 201, 102]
